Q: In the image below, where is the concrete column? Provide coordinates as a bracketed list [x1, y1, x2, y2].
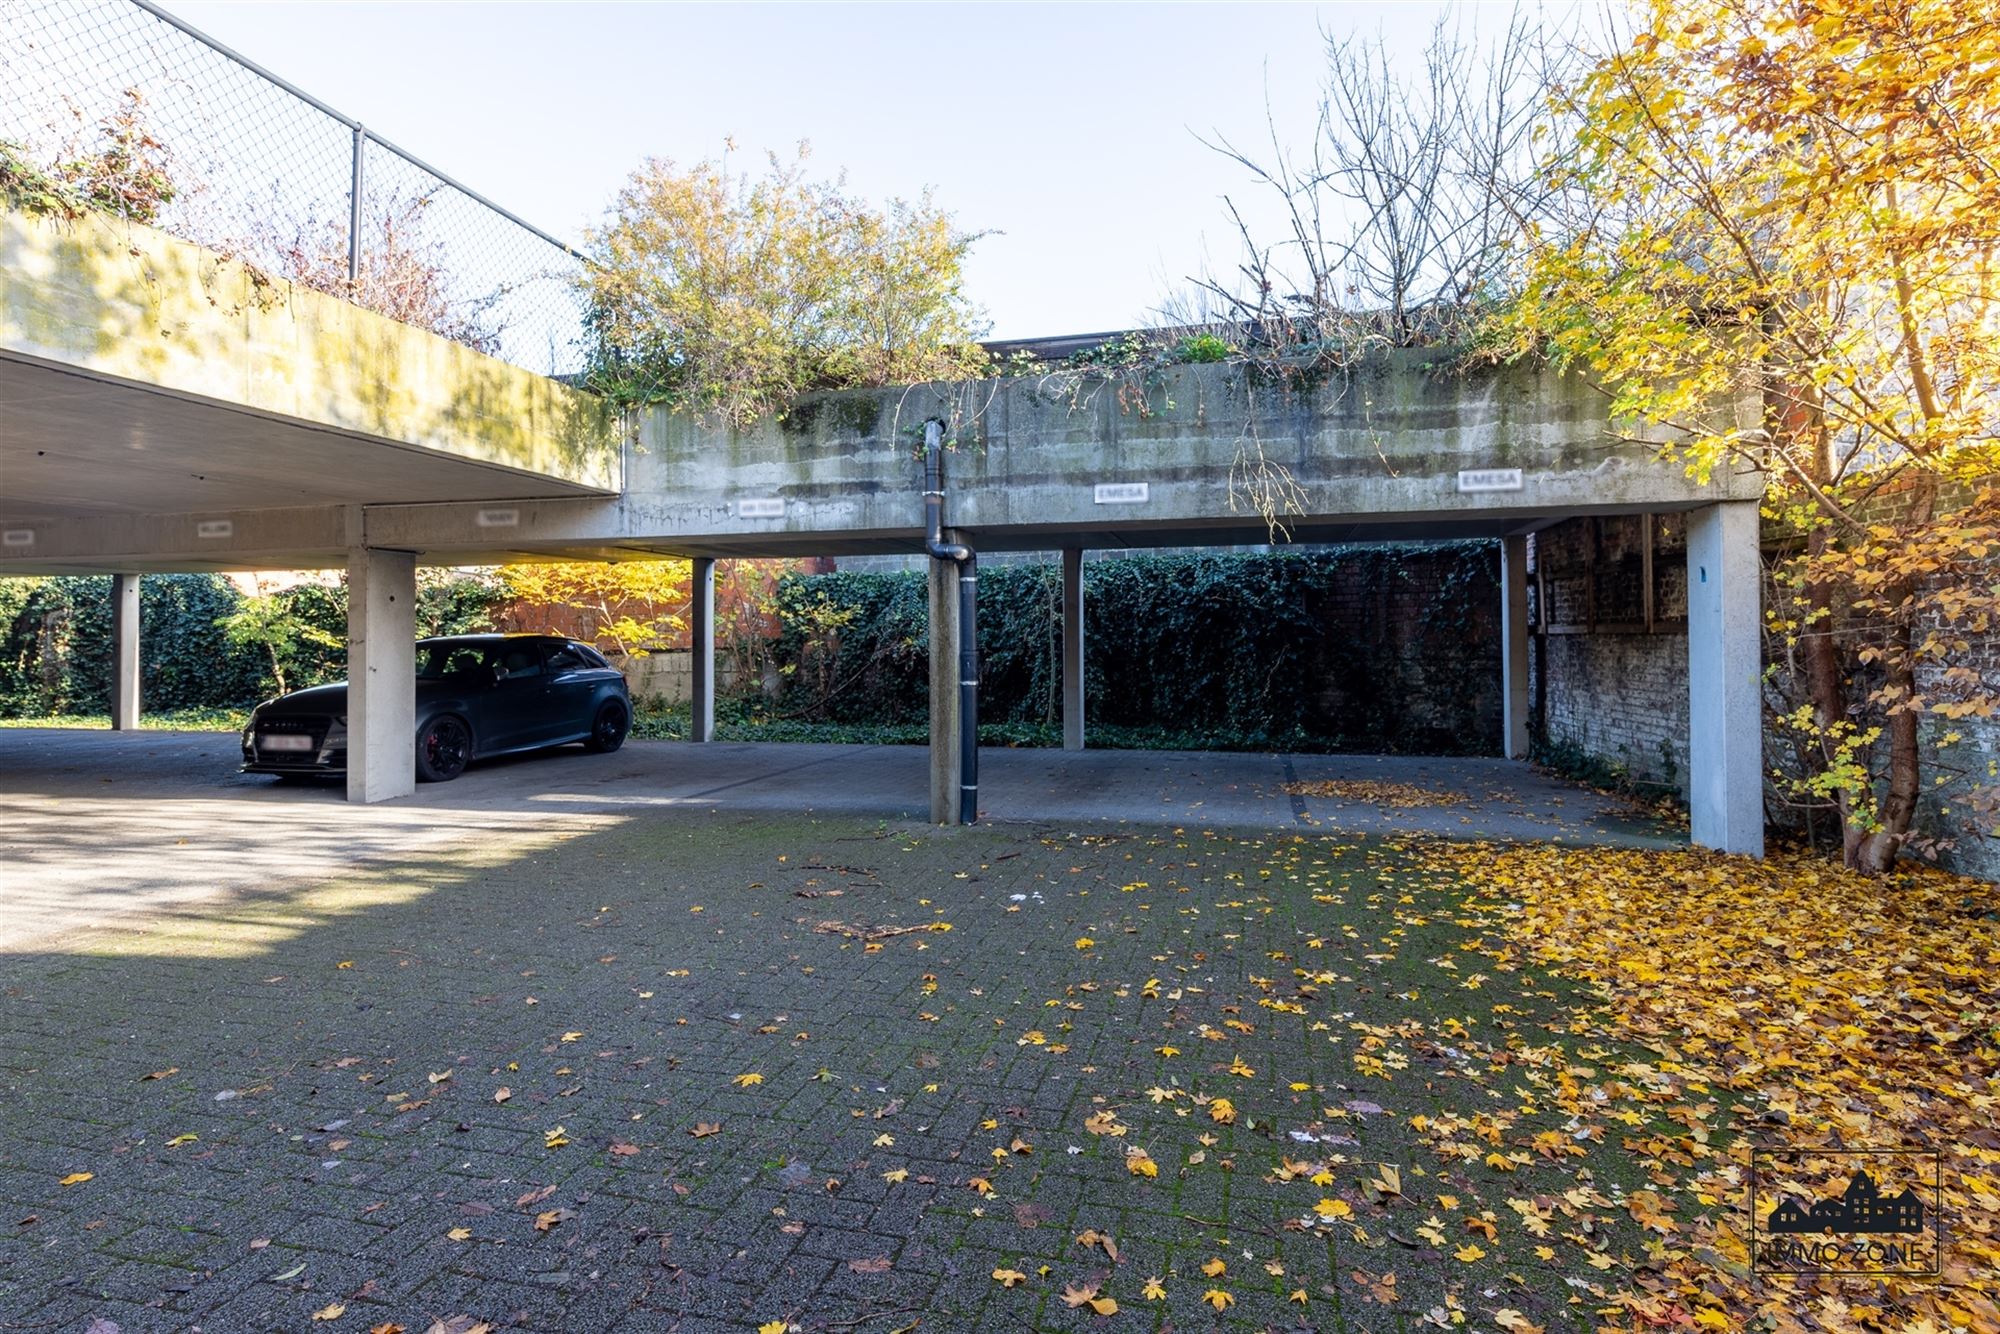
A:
[928, 537, 963, 825]
[1500, 535, 1530, 759]
[1061, 548, 1085, 751]
[1686, 501, 1764, 855]
[346, 547, 417, 805]
[689, 556, 716, 743]
[110, 572, 140, 730]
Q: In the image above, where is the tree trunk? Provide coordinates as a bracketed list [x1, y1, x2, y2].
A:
[1775, 348, 1862, 863]
[1854, 471, 1940, 873]
[1855, 617, 1920, 874]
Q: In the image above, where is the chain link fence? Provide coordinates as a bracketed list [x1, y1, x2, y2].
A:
[1, 0, 589, 377]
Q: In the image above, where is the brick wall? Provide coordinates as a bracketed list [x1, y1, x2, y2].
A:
[1537, 632, 1690, 795]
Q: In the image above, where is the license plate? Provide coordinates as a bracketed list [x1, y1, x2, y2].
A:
[259, 734, 314, 752]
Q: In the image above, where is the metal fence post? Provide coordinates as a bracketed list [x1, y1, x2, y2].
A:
[347, 126, 366, 286]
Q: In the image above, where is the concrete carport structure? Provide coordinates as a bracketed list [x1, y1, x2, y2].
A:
[0, 203, 1769, 854]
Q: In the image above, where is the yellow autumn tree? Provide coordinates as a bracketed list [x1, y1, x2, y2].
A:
[498, 560, 690, 659]
[1503, 0, 2000, 870]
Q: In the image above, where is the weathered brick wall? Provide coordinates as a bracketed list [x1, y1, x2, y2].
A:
[1530, 514, 1691, 794]
[1537, 632, 1690, 795]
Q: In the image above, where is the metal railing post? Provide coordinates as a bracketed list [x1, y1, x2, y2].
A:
[347, 126, 366, 286]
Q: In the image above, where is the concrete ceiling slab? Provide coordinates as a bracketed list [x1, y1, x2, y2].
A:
[0, 353, 609, 525]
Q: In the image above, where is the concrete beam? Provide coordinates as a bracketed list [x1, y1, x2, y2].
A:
[929, 537, 964, 825]
[1500, 536, 1530, 759]
[1686, 502, 1764, 855]
[689, 557, 716, 743]
[346, 548, 417, 805]
[1, 356, 1766, 578]
[1062, 548, 1085, 751]
[110, 573, 140, 730]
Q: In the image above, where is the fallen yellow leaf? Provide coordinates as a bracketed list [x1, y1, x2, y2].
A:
[1075, 1228, 1120, 1262]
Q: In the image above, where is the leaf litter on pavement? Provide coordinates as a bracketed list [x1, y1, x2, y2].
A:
[36, 816, 1999, 1333]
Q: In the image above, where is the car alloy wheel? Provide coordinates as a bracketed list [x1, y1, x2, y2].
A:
[416, 715, 472, 782]
[587, 701, 629, 754]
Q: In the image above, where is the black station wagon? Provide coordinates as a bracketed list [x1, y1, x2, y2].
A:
[241, 633, 632, 783]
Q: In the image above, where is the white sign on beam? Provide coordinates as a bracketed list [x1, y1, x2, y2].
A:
[736, 498, 785, 519]
[1457, 468, 1524, 493]
[195, 520, 234, 539]
[1093, 482, 1150, 505]
[1, 529, 33, 548]
[475, 508, 520, 528]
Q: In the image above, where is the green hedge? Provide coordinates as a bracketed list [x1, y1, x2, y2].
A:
[0, 571, 502, 717]
[3, 553, 1496, 754]
[763, 545, 1501, 754]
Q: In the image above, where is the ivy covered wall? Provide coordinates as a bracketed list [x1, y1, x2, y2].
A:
[769, 544, 1504, 755]
[0, 574, 266, 715]
[0, 572, 499, 716]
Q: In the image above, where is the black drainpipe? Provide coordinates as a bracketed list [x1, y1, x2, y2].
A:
[922, 419, 978, 825]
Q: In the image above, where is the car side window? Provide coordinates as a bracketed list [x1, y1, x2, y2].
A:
[545, 644, 586, 674]
[493, 645, 543, 681]
[575, 644, 611, 669]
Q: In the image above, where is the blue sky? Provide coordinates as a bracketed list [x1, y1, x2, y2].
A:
[167, 2, 1485, 338]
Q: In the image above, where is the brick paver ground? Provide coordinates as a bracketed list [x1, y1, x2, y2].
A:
[1, 809, 1644, 1333]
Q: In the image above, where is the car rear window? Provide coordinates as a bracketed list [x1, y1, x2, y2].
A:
[495, 645, 542, 680]
[418, 643, 487, 679]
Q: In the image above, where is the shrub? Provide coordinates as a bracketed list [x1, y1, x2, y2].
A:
[582, 145, 989, 423]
